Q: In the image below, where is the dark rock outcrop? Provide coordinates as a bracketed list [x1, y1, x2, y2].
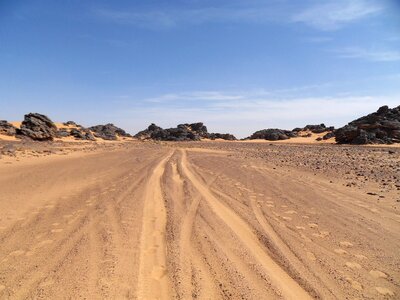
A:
[56, 129, 70, 138]
[335, 105, 400, 144]
[153, 127, 200, 141]
[82, 128, 96, 141]
[134, 123, 163, 140]
[18, 113, 58, 141]
[70, 128, 96, 141]
[322, 132, 335, 140]
[177, 123, 208, 138]
[208, 133, 236, 141]
[63, 121, 77, 126]
[249, 124, 335, 141]
[56, 126, 96, 141]
[249, 129, 297, 141]
[135, 122, 236, 141]
[249, 123, 336, 141]
[89, 124, 131, 140]
[0, 120, 17, 136]
[293, 124, 335, 134]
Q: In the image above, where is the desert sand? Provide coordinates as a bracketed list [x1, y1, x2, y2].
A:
[0, 140, 399, 299]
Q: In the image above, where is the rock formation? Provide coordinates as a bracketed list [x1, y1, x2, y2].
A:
[208, 133, 236, 141]
[335, 105, 400, 144]
[18, 113, 58, 141]
[70, 128, 96, 141]
[248, 124, 335, 141]
[89, 124, 132, 140]
[0, 120, 17, 136]
[63, 121, 77, 126]
[249, 129, 297, 141]
[135, 122, 236, 141]
[293, 124, 335, 134]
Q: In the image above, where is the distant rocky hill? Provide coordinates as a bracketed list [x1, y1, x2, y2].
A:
[335, 105, 400, 144]
[135, 122, 236, 141]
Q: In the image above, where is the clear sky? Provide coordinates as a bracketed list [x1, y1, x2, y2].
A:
[1, 0, 399, 137]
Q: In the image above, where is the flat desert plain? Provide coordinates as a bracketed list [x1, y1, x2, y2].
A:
[0, 141, 399, 299]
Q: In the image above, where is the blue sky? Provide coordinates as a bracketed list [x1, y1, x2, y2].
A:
[1, 0, 399, 137]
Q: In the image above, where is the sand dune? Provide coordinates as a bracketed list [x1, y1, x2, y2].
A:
[0, 142, 398, 299]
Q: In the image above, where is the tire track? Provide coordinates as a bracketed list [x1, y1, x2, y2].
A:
[180, 150, 312, 300]
[163, 152, 222, 299]
[137, 151, 173, 299]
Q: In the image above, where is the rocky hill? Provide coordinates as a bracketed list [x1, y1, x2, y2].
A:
[335, 105, 400, 144]
[135, 122, 236, 141]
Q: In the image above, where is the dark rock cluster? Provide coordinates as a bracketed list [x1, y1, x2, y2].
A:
[248, 124, 335, 141]
[70, 128, 96, 141]
[293, 124, 335, 134]
[0, 120, 17, 136]
[322, 131, 335, 140]
[335, 105, 400, 144]
[0, 113, 132, 142]
[56, 123, 96, 141]
[89, 124, 132, 141]
[208, 133, 236, 141]
[135, 122, 236, 141]
[63, 121, 77, 126]
[248, 129, 298, 141]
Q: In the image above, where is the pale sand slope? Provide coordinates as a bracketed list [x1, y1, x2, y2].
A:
[0, 144, 398, 299]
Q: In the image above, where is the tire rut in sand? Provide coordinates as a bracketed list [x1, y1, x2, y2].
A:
[180, 150, 312, 300]
[137, 152, 173, 299]
[171, 155, 220, 299]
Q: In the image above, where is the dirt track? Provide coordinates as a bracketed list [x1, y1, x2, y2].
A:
[0, 143, 399, 299]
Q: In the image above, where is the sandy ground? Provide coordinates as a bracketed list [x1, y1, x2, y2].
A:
[0, 142, 399, 299]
